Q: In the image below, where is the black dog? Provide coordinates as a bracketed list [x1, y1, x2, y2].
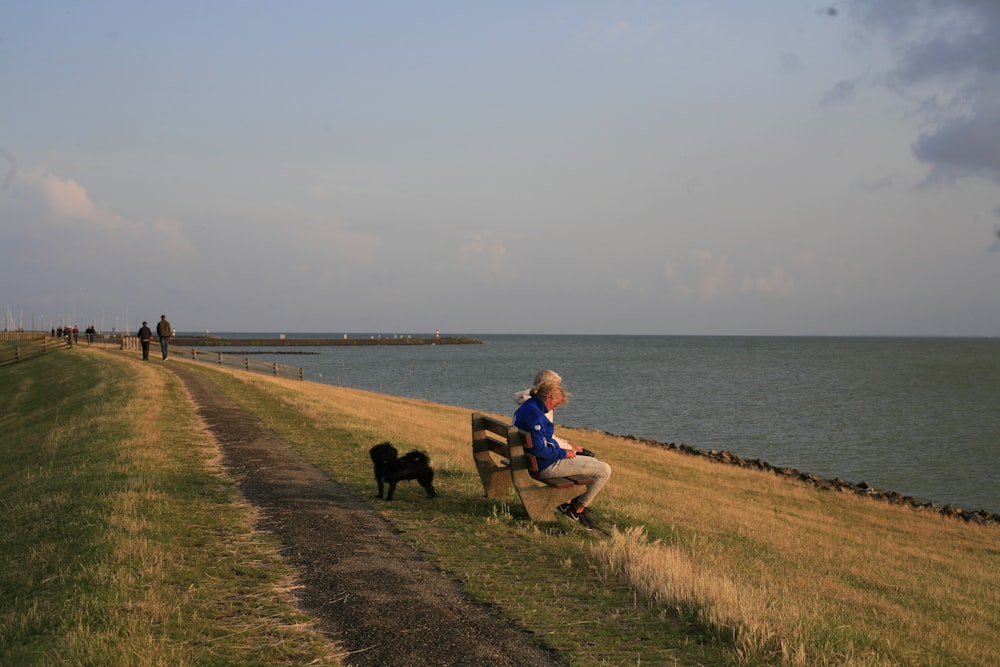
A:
[369, 442, 436, 501]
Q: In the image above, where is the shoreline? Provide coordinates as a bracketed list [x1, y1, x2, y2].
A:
[608, 431, 999, 525]
[157, 344, 999, 523]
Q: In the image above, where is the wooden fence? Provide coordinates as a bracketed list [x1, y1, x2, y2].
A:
[0, 331, 304, 381]
[0, 331, 48, 342]
[119, 335, 304, 381]
[0, 334, 71, 366]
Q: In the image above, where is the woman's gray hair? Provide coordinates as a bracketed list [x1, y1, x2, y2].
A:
[533, 368, 562, 388]
[531, 377, 569, 404]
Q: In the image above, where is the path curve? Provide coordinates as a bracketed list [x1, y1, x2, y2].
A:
[169, 364, 561, 667]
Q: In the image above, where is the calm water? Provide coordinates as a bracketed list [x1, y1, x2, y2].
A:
[197, 334, 1000, 514]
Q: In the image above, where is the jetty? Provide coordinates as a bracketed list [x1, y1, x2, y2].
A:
[169, 335, 481, 347]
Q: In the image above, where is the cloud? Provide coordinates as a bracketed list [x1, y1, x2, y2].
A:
[1, 146, 17, 188]
[851, 0, 1000, 182]
[741, 267, 795, 295]
[692, 251, 734, 300]
[913, 103, 1000, 183]
[5, 169, 193, 257]
[22, 170, 140, 233]
[662, 251, 735, 300]
[820, 76, 864, 107]
[460, 234, 508, 273]
[662, 250, 860, 300]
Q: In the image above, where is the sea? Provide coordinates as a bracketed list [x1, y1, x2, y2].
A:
[189, 334, 1000, 515]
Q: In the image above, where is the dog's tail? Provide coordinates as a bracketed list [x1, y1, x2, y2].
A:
[402, 450, 430, 465]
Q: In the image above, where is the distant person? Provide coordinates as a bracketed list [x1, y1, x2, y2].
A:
[85, 325, 96, 345]
[137, 321, 153, 360]
[513, 376, 611, 528]
[156, 314, 172, 360]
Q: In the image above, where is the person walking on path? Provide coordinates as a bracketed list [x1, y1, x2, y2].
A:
[137, 321, 153, 360]
[156, 315, 172, 360]
[513, 377, 611, 528]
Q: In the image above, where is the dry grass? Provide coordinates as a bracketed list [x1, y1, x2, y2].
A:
[0, 349, 345, 665]
[197, 365, 999, 666]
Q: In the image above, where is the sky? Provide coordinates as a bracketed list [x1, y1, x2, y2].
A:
[2, 1, 999, 336]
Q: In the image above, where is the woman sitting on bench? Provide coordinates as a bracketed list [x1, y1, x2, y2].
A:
[513, 376, 611, 528]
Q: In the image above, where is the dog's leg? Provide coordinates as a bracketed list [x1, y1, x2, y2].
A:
[418, 472, 436, 497]
[385, 480, 397, 501]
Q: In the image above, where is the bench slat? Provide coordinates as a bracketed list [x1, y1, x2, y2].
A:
[471, 412, 590, 522]
[537, 475, 595, 489]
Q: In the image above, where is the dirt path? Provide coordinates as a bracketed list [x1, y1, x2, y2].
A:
[169, 365, 562, 667]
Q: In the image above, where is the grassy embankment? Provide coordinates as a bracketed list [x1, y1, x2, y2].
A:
[0, 345, 344, 665]
[4, 344, 998, 665]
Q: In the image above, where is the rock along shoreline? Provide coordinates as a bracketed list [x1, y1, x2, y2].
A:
[169, 335, 995, 526]
[608, 431, 998, 526]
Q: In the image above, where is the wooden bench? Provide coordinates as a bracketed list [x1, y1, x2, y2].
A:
[471, 412, 592, 522]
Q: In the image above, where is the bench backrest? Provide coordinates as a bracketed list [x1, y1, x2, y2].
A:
[471, 412, 593, 521]
[471, 413, 517, 498]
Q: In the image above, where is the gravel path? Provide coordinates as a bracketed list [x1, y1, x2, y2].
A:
[170, 364, 562, 667]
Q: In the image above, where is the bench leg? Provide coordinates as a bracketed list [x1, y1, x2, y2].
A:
[476, 464, 513, 498]
[516, 485, 585, 522]
[472, 445, 512, 498]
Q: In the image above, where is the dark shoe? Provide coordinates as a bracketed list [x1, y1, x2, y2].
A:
[557, 502, 580, 522]
[578, 507, 598, 529]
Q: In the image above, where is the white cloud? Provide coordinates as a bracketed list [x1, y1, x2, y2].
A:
[460, 234, 508, 274]
[741, 267, 795, 295]
[11, 170, 191, 256]
[24, 170, 139, 232]
[694, 251, 734, 300]
[662, 251, 736, 301]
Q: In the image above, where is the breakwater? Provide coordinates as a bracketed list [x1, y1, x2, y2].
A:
[171, 335, 481, 347]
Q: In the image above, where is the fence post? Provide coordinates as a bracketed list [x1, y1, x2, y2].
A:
[15, 346, 20, 362]
[217, 352, 223, 366]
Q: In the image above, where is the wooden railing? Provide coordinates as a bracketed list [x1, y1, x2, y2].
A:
[0, 331, 48, 342]
[118, 335, 305, 381]
[0, 335, 71, 366]
[0, 331, 304, 381]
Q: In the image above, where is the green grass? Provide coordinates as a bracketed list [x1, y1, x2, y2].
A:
[5, 345, 998, 666]
[163, 364, 731, 665]
[185, 362, 1000, 666]
[0, 347, 343, 665]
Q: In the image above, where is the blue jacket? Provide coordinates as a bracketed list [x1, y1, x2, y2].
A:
[513, 395, 567, 471]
